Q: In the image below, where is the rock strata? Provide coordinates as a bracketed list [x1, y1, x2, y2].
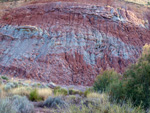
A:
[0, 1, 150, 85]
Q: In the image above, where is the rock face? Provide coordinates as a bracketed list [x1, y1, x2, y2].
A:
[0, 1, 150, 85]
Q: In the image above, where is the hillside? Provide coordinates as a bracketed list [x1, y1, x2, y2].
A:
[0, 0, 150, 86]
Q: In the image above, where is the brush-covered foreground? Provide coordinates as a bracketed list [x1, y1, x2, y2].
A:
[0, 75, 146, 113]
[0, 82, 145, 113]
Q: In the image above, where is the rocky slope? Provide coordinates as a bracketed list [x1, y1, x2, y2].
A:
[0, 1, 150, 85]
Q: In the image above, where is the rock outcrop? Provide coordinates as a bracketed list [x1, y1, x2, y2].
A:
[0, 1, 150, 85]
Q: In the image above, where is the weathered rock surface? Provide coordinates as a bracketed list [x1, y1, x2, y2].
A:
[0, 1, 150, 85]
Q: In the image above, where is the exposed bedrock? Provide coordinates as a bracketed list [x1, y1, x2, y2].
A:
[0, 2, 150, 85]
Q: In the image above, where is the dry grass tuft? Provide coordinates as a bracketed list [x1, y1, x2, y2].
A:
[37, 88, 53, 100]
[9, 87, 52, 100]
[124, 0, 149, 5]
[9, 87, 32, 96]
[87, 92, 106, 99]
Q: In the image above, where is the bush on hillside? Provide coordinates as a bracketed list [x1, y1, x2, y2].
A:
[37, 88, 53, 100]
[84, 88, 93, 97]
[123, 59, 150, 108]
[106, 80, 127, 102]
[93, 69, 120, 92]
[43, 96, 67, 109]
[12, 95, 34, 113]
[29, 89, 42, 101]
[4, 82, 19, 91]
[0, 98, 16, 113]
[93, 44, 150, 109]
[10, 87, 31, 97]
[0, 95, 34, 113]
[1, 76, 8, 80]
[121, 44, 150, 109]
[53, 87, 68, 96]
[68, 89, 83, 96]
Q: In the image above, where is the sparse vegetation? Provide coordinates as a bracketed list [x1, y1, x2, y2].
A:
[0, 98, 16, 113]
[0, 95, 34, 113]
[1, 76, 9, 80]
[122, 44, 150, 109]
[87, 92, 105, 99]
[106, 80, 126, 102]
[68, 89, 83, 95]
[29, 89, 42, 101]
[93, 44, 150, 110]
[124, 0, 149, 5]
[12, 95, 34, 113]
[93, 69, 120, 92]
[43, 96, 67, 109]
[37, 88, 53, 100]
[4, 82, 19, 91]
[83, 88, 92, 97]
[0, 0, 149, 111]
[10, 87, 32, 96]
[9, 86, 52, 101]
[63, 95, 144, 113]
[54, 87, 68, 96]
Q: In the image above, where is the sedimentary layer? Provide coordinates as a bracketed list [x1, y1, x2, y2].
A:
[0, 1, 150, 85]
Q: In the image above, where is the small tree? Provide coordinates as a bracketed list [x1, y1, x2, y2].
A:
[93, 69, 120, 92]
[123, 44, 150, 109]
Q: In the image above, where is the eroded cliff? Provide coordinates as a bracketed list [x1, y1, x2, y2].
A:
[0, 1, 150, 85]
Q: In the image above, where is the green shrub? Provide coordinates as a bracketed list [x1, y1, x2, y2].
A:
[123, 61, 150, 109]
[68, 89, 82, 95]
[121, 44, 150, 109]
[0, 89, 1, 97]
[53, 87, 68, 96]
[106, 44, 150, 109]
[12, 95, 34, 113]
[29, 89, 42, 101]
[43, 96, 67, 109]
[54, 86, 61, 89]
[1, 76, 8, 80]
[4, 82, 18, 91]
[106, 80, 127, 102]
[4, 84, 12, 91]
[84, 88, 93, 97]
[103, 60, 150, 109]
[79, 91, 84, 96]
[10, 87, 31, 97]
[67, 95, 82, 104]
[93, 69, 120, 92]
[68, 95, 76, 100]
[0, 95, 34, 113]
[0, 79, 3, 85]
[0, 98, 16, 113]
[65, 99, 144, 113]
